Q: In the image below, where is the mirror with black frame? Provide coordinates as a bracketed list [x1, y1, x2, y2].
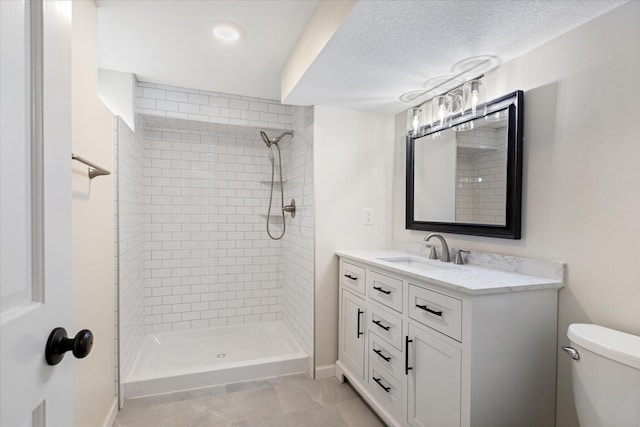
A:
[406, 90, 523, 239]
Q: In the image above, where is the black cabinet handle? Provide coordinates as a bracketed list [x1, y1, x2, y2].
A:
[356, 308, 363, 338]
[45, 327, 93, 366]
[416, 304, 443, 316]
[372, 319, 390, 331]
[344, 274, 358, 280]
[373, 286, 391, 295]
[373, 348, 391, 362]
[372, 377, 391, 393]
[405, 335, 413, 375]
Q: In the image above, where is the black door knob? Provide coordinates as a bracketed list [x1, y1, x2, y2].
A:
[45, 327, 93, 366]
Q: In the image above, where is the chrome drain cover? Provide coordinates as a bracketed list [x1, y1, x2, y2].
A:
[215, 353, 227, 358]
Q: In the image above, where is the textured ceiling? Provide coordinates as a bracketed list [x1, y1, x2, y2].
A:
[284, 0, 628, 113]
[96, 0, 318, 101]
[97, 0, 627, 113]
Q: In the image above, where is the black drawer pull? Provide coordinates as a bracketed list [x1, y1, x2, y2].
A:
[416, 304, 443, 316]
[372, 319, 390, 331]
[373, 286, 391, 295]
[373, 348, 391, 362]
[344, 274, 358, 280]
[405, 335, 413, 375]
[357, 308, 363, 338]
[372, 377, 391, 393]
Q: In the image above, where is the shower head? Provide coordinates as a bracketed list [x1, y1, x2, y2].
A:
[260, 130, 272, 147]
[259, 130, 294, 147]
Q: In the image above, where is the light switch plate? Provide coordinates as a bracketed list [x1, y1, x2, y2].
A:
[364, 208, 374, 225]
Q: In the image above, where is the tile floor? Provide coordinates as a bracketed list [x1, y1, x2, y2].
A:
[114, 374, 386, 427]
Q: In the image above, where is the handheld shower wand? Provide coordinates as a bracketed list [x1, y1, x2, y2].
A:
[259, 130, 295, 240]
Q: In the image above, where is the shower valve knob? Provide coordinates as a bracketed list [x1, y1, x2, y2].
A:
[282, 199, 296, 218]
[45, 327, 93, 366]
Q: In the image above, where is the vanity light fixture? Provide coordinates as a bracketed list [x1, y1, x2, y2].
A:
[211, 20, 245, 42]
[406, 75, 487, 135]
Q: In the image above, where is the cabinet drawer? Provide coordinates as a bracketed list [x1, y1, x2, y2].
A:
[368, 332, 403, 381]
[341, 261, 366, 295]
[368, 362, 403, 416]
[408, 284, 462, 342]
[368, 270, 403, 313]
[369, 301, 403, 350]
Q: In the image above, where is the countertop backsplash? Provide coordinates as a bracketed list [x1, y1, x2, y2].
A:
[392, 240, 565, 282]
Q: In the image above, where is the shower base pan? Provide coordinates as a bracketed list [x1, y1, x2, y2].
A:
[123, 321, 308, 398]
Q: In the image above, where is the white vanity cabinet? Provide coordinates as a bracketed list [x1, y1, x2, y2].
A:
[335, 251, 563, 427]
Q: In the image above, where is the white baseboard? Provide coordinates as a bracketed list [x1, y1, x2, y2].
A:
[315, 364, 336, 379]
[103, 397, 118, 427]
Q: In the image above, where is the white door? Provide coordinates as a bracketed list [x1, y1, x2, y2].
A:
[1, 1, 74, 426]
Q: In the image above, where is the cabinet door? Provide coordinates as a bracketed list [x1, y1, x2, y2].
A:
[408, 323, 461, 427]
[340, 289, 366, 379]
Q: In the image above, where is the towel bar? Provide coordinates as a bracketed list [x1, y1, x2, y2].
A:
[71, 153, 110, 179]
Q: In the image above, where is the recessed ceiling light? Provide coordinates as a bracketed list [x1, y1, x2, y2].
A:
[210, 21, 245, 42]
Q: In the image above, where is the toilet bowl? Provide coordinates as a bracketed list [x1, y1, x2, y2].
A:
[563, 323, 640, 427]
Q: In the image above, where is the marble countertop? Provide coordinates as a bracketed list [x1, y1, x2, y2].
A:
[336, 249, 564, 296]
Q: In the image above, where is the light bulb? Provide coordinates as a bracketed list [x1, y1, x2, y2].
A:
[471, 91, 478, 115]
[439, 103, 446, 123]
[431, 95, 451, 128]
[470, 80, 479, 115]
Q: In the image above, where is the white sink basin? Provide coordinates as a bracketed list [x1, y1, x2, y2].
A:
[377, 256, 454, 270]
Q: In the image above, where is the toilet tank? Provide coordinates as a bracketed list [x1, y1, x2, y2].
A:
[566, 323, 640, 427]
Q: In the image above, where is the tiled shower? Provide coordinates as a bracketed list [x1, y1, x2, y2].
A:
[455, 125, 507, 224]
[115, 82, 314, 402]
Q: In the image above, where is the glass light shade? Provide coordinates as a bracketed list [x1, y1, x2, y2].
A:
[431, 95, 452, 128]
[407, 107, 424, 135]
[462, 79, 486, 118]
[448, 88, 464, 116]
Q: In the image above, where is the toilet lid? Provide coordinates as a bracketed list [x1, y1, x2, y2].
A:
[568, 323, 640, 370]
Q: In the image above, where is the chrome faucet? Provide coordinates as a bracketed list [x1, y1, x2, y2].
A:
[424, 233, 450, 262]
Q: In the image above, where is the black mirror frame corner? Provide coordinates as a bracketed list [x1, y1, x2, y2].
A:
[405, 90, 524, 239]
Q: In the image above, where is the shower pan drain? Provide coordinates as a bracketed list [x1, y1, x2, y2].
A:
[215, 353, 227, 359]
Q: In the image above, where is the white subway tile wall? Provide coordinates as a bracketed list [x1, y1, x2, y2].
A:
[456, 126, 507, 224]
[135, 82, 293, 130]
[281, 106, 315, 371]
[140, 116, 286, 332]
[115, 117, 149, 399]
